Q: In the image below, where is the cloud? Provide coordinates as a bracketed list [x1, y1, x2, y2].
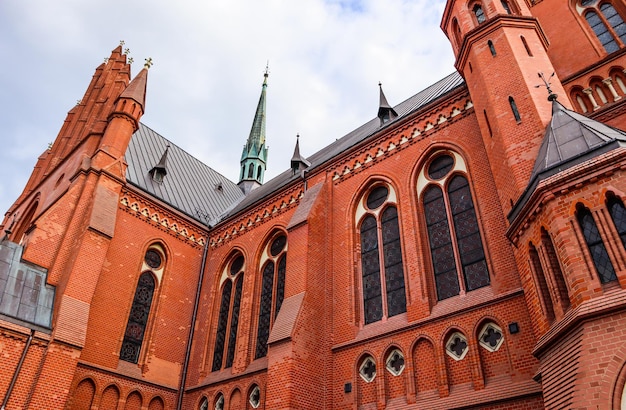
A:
[0, 0, 455, 220]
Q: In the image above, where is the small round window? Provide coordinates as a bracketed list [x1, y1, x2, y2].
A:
[145, 249, 162, 269]
[428, 154, 454, 180]
[270, 235, 287, 257]
[230, 254, 244, 276]
[366, 186, 389, 210]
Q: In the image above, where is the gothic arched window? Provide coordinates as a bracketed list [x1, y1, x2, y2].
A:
[255, 233, 287, 359]
[247, 163, 254, 178]
[421, 152, 490, 301]
[473, 4, 486, 24]
[509, 96, 521, 121]
[212, 253, 245, 371]
[607, 194, 626, 249]
[576, 203, 618, 283]
[581, 1, 626, 53]
[121, 272, 156, 363]
[357, 183, 407, 325]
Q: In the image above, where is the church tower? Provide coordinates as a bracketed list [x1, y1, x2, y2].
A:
[238, 70, 269, 195]
[441, 0, 570, 215]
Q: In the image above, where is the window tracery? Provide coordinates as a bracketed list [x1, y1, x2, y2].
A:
[445, 332, 469, 360]
[120, 245, 164, 364]
[357, 183, 407, 325]
[576, 203, 618, 283]
[255, 233, 287, 358]
[420, 152, 490, 301]
[478, 323, 504, 352]
[580, 1, 626, 53]
[212, 253, 245, 371]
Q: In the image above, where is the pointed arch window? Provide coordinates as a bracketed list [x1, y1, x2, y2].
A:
[247, 163, 254, 179]
[488, 40, 497, 56]
[121, 272, 156, 363]
[501, 0, 511, 14]
[421, 153, 490, 301]
[529, 242, 555, 322]
[255, 234, 287, 359]
[577, 204, 618, 283]
[607, 194, 626, 249]
[473, 4, 486, 24]
[581, 1, 626, 53]
[212, 253, 245, 371]
[358, 183, 407, 325]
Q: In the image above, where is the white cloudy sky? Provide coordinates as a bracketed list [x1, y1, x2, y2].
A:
[0, 0, 456, 220]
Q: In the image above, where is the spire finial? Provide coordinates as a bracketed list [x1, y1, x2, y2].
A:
[144, 57, 153, 69]
[535, 72, 557, 101]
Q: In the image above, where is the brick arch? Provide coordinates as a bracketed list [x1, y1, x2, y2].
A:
[70, 377, 96, 410]
[474, 317, 511, 380]
[589, 75, 611, 105]
[411, 336, 442, 398]
[381, 344, 407, 403]
[569, 85, 592, 113]
[100, 383, 121, 410]
[148, 395, 165, 410]
[441, 327, 473, 388]
[229, 387, 242, 410]
[609, 66, 626, 96]
[124, 390, 143, 410]
[356, 352, 378, 408]
[245, 382, 263, 409]
[609, 348, 626, 409]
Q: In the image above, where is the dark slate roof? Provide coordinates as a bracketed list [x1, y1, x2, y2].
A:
[220, 71, 465, 221]
[509, 100, 626, 222]
[125, 123, 245, 225]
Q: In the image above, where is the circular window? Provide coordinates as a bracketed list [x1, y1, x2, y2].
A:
[230, 254, 244, 275]
[145, 249, 162, 269]
[366, 186, 389, 210]
[270, 235, 287, 257]
[428, 154, 454, 180]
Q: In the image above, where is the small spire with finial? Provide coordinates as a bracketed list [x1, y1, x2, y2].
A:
[535, 72, 557, 101]
[144, 57, 153, 69]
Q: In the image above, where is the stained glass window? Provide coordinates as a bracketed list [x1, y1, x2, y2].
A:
[424, 185, 459, 300]
[601, 3, 626, 45]
[577, 205, 617, 283]
[586, 10, 620, 53]
[225, 275, 243, 368]
[423, 164, 489, 301]
[212, 280, 232, 371]
[608, 196, 626, 248]
[359, 185, 406, 325]
[428, 155, 454, 179]
[121, 272, 155, 363]
[255, 234, 288, 358]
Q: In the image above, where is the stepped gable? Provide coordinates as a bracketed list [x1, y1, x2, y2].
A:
[510, 99, 626, 221]
[125, 123, 244, 225]
[220, 71, 464, 221]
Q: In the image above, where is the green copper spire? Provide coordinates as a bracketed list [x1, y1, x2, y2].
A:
[238, 69, 270, 194]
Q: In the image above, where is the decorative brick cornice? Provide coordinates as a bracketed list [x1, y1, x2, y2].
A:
[210, 185, 304, 249]
[119, 190, 207, 247]
[331, 98, 474, 184]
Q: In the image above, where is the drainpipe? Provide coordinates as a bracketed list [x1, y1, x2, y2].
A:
[176, 231, 210, 409]
[1, 329, 35, 410]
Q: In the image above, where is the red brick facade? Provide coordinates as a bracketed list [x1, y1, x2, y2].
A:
[2, 0, 626, 409]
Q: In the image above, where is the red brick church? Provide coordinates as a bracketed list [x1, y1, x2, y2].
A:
[2, 0, 626, 408]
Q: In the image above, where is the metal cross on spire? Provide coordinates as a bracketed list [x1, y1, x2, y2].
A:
[535, 72, 558, 101]
[144, 57, 153, 69]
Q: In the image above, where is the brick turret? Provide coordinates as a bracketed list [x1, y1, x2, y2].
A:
[441, 0, 571, 214]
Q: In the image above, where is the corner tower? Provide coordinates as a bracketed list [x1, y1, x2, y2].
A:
[238, 70, 269, 195]
[441, 0, 571, 214]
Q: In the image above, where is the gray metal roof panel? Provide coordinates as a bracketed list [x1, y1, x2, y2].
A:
[221, 72, 465, 220]
[125, 123, 245, 224]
